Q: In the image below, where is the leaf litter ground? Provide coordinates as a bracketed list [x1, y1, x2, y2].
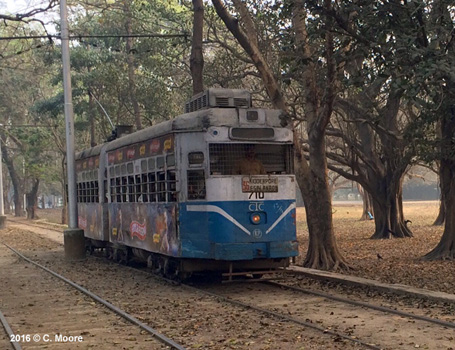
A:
[296, 200, 455, 294]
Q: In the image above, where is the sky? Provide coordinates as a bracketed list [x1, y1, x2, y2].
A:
[1, 0, 59, 33]
[3, 0, 46, 14]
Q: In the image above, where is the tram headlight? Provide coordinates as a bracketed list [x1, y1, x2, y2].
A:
[250, 213, 262, 225]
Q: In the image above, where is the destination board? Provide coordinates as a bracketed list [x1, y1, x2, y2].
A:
[242, 176, 278, 193]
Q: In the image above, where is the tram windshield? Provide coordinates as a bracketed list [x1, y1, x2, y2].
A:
[209, 143, 294, 176]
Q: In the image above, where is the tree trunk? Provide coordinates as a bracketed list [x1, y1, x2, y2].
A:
[301, 133, 347, 269]
[212, 0, 348, 269]
[26, 179, 39, 220]
[295, 0, 348, 269]
[0, 133, 24, 217]
[370, 175, 412, 239]
[424, 107, 455, 260]
[433, 171, 446, 226]
[358, 185, 374, 220]
[433, 199, 445, 226]
[424, 174, 455, 259]
[190, 0, 204, 95]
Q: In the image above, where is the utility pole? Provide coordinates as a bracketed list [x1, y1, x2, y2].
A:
[0, 137, 6, 229]
[60, 0, 85, 260]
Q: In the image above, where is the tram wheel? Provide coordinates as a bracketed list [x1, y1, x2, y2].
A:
[105, 247, 113, 259]
[148, 255, 164, 275]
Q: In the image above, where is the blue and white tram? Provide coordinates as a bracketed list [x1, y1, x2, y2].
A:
[75, 88, 298, 277]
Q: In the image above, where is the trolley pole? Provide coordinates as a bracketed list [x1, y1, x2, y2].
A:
[60, 0, 85, 260]
[0, 137, 6, 229]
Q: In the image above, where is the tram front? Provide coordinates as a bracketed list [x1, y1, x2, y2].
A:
[178, 89, 299, 272]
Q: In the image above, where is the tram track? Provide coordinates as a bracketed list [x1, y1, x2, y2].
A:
[0, 310, 21, 350]
[193, 280, 455, 350]
[263, 280, 455, 330]
[122, 261, 455, 350]
[96, 261, 383, 349]
[5, 218, 455, 349]
[0, 241, 186, 350]
[182, 282, 383, 350]
[109, 261, 455, 350]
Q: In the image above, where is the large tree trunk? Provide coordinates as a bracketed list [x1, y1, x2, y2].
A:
[370, 174, 412, 239]
[424, 174, 455, 259]
[212, 0, 348, 270]
[433, 199, 445, 226]
[425, 107, 455, 260]
[301, 133, 347, 269]
[190, 0, 204, 95]
[295, 0, 348, 269]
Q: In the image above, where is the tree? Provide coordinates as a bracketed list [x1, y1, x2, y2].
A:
[190, 0, 204, 95]
[312, 0, 451, 239]
[212, 0, 349, 269]
[422, 0, 455, 258]
[424, 104, 455, 259]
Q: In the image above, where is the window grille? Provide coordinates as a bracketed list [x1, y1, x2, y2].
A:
[148, 173, 157, 202]
[209, 143, 294, 175]
[128, 176, 135, 202]
[167, 171, 177, 202]
[107, 152, 177, 204]
[188, 170, 206, 200]
[76, 178, 99, 203]
[157, 171, 166, 202]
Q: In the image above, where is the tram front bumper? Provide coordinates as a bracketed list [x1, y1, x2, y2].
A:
[213, 241, 298, 260]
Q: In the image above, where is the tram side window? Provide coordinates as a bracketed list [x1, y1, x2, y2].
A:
[187, 170, 206, 200]
[128, 176, 135, 202]
[140, 174, 148, 202]
[167, 171, 177, 202]
[76, 180, 99, 203]
[121, 177, 128, 202]
[106, 152, 177, 203]
[157, 171, 166, 202]
[80, 182, 85, 202]
[77, 182, 82, 203]
[109, 178, 115, 202]
[94, 181, 99, 203]
[136, 175, 143, 202]
[148, 172, 156, 202]
[104, 180, 108, 202]
[88, 182, 93, 202]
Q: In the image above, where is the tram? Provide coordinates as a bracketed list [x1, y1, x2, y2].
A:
[75, 88, 298, 278]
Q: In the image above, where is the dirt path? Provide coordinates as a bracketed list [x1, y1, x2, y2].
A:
[6, 219, 64, 245]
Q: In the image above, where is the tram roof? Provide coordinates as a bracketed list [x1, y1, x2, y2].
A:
[77, 107, 286, 159]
